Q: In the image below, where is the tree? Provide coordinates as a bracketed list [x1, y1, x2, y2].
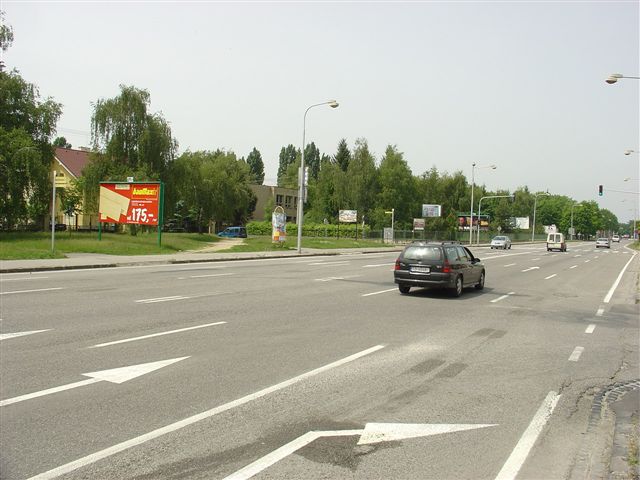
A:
[53, 136, 72, 149]
[0, 27, 62, 229]
[91, 85, 177, 176]
[277, 144, 298, 186]
[346, 138, 379, 222]
[304, 142, 322, 181]
[376, 145, 417, 229]
[246, 147, 265, 184]
[334, 138, 351, 172]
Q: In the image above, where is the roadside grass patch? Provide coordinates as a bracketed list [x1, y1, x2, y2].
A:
[215, 236, 393, 252]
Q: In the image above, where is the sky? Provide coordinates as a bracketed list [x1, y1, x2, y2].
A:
[2, 0, 639, 222]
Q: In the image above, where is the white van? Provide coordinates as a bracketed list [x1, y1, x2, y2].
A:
[546, 233, 566, 252]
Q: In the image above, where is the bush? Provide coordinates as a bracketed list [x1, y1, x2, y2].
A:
[246, 221, 370, 239]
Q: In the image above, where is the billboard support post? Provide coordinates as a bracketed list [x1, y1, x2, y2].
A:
[158, 182, 165, 248]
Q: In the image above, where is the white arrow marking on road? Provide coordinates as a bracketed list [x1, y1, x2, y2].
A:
[224, 423, 497, 480]
[0, 329, 51, 341]
[0, 357, 188, 407]
[357, 422, 497, 444]
[521, 267, 539, 272]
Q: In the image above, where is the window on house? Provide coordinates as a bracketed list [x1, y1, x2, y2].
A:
[276, 194, 283, 206]
[285, 196, 292, 208]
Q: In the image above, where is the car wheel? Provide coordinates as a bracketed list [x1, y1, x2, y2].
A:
[450, 276, 463, 297]
[475, 271, 485, 290]
[398, 285, 410, 294]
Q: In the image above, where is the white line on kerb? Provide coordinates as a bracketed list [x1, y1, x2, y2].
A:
[603, 253, 638, 303]
[362, 288, 397, 297]
[494, 391, 561, 480]
[585, 325, 596, 334]
[89, 322, 227, 348]
[491, 292, 515, 303]
[26, 345, 385, 480]
[0, 287, 63, 296]
[544, 274, 557, 280]
[568, 346, 584, 362]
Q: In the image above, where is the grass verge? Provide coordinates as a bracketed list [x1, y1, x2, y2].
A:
[217, 236, 393, 252]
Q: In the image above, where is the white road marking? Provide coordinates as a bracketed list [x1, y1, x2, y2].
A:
[596, 307, 604, 317]
[544, 274, 557, 280]
[494, 391, 561, 480]
[1, 357, 189, 407]
[584, 260, 590, 263]
[568, 346, 584, 362]
[362, 288, 398, 297]
[136, 295, 190, 304]
[26, 345, 384, 480]
[225, 423, 497, 480]
[585, 325, 596, 334]
[315, 275, 361, 282]
[0, 329, 51, 341]
[573, 255, 582, 258]
[363, 263, 394, 268]
[491, 292, 515, 303]
[570, 265, 578, 269]
[604, 253, 638, 303]
[503, 263, 516, 267]
[189, 273, 234, 279]
[0, 287, 63, 296]
[0, 276, 49, 282]
[594, 256, 599, 259]
[521, 267, 539, 272]
[308, 261, 351, 266]
[531, 258, 540, 261]
[89, 322, 227, 348]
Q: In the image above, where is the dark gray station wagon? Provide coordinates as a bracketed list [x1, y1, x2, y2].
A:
[394, 241, 485, 297]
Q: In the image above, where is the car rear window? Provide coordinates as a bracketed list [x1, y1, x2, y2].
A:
[402, 246, 443, 261]
[494, 236, 506, 241]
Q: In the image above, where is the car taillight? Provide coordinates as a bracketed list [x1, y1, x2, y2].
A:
[443, 260, 451, 273]
[394, 259, 401, 270]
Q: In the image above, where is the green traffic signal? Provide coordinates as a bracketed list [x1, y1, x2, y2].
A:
[598, 185, 603, 196]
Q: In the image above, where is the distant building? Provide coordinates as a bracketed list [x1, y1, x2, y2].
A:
[249, 185, 299, 222]
[51, 147, 95, 229]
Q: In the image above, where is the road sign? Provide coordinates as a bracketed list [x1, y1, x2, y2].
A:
[413, 218, 425, 230]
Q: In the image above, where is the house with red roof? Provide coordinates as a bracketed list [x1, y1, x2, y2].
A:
[51, 147, 97, 229]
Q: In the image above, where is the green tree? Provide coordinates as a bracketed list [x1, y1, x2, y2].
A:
[0, 59, 62, 229]
[334, 138, 351, 172]
[346, 138, 379, 223]
[246, 147, 265, 184]
[91, 85, 177, 176]
[304, 142, 322, 181]
[0, 11, 14, 54]
[376, 145, 417, 229]
[53, 136, 72, 148]
[277, 144, 298, 186]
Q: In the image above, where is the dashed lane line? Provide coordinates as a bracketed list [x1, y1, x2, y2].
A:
[491, 292, 515, 303]
[89, 322, 227, 348]
[544, 274, 557, 280]
[585, 325, 596, 334]
[362, 288, 397, 297]
[568, 346, 584, 362]
[0, 287, 64, 296]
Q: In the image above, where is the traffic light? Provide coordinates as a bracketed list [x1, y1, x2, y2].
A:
[598, 185, 603, 196]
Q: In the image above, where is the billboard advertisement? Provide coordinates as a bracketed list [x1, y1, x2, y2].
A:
[509, 217, 530, 229]
[339, 210, 357, 223]
[413, 218, 425, 230]
[99, 182, 161, 226]
[457, 214, 490, 231]
[422, 204, 442, 218]
[272, 207, 286, 243]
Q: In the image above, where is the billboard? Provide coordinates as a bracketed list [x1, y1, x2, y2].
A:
[457, 214, 490, 231]
[413, 218, 425, 230]
[339, 210, 357, 223]
[99, 182, 161, 226]
[272, 208, 286, 243]
[509, 217, 530, 230]
[422, 204, 442, 217]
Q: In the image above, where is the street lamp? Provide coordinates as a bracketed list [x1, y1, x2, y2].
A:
[469, 163, 496, 245]
[531, 191, 550, 242]
[296, 100, 339, 254]
[605, 73, 640, 84]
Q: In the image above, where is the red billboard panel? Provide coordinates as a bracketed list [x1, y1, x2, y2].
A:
[99, 183, 161, 226]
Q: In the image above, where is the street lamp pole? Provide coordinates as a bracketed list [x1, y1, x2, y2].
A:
[605, 73, 640, 84]
[531, 191, 550, 242]
[296, 100, 339, 254]
[469, 163, 496, 245]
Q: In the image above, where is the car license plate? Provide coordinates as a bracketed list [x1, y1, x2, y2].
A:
[411, 266, 430, 273]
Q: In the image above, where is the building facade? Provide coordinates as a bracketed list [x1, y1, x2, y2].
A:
[249, 185, 299, 223]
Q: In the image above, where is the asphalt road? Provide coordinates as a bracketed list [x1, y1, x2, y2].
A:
[1, 241, 638, 480]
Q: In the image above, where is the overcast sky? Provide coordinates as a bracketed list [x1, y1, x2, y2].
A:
[3, 1, 639, 221]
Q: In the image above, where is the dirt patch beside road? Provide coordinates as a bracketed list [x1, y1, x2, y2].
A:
[190, 238, 245, 252]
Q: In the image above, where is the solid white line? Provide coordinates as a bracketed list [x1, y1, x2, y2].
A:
[135, 296, 189, 304]
[585, 325, 596, 334]
[0, 329, 52, 341]
[189, 273, 234, 279]
[603, 253, 638, 303]
[362, 288, 397, 297]
[224, 430, 364, 480]
[494, 391, 561, 480]
[570, 265, 578, 269]
[0, 276, 49, 282]
[544, 274, 557, 280]
[89, 322, 227, 348]
[596, 307, 604, 317]
[491, 292, 515, 303]
[308, 261, 350, 266]
[568, 346, 584, 362]
[27, 345, 385, 480]
[0, 287, 63, 296]
[1, 378, 99, 407]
